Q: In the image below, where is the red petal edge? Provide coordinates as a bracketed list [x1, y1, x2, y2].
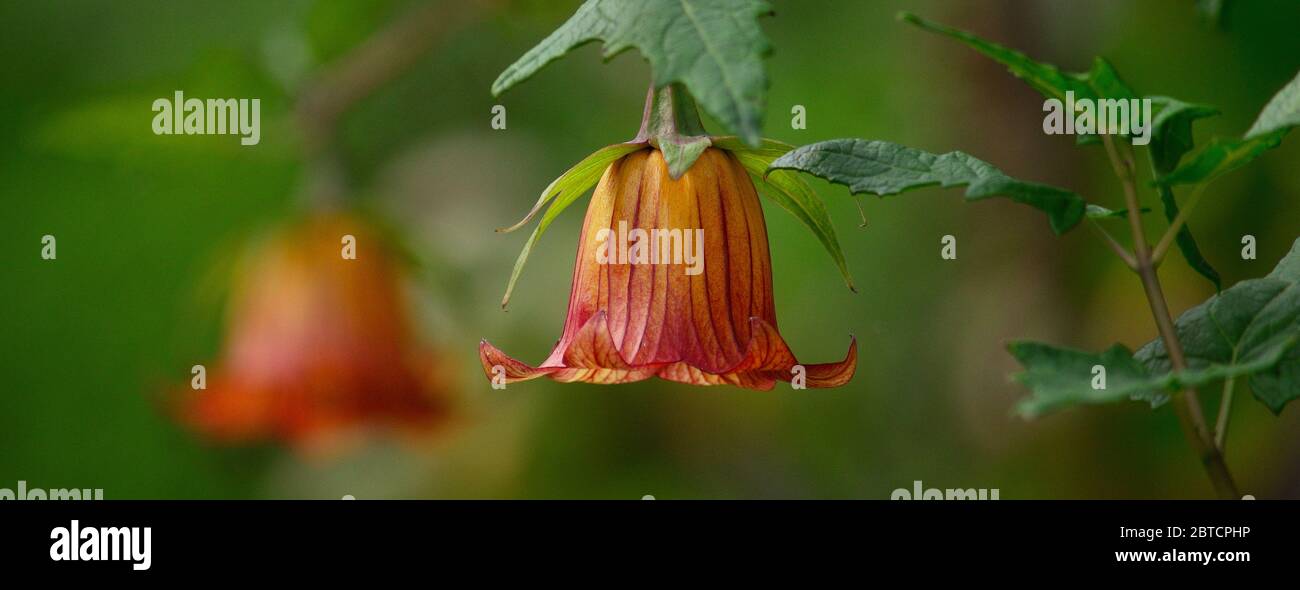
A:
[480, 313, 857, 390]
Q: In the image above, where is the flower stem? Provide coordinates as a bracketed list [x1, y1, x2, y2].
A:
[631, 82, 712, 178]
[1101, 134, 1239, 499]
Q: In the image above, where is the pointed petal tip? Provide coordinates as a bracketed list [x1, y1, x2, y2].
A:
[801, 335, 858, 389]
[479, 338, 556, 384]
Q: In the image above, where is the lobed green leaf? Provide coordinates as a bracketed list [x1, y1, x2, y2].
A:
[492, 0, 773, 146]
[1012, 239, 1300, 417]
[767, 139, 1088, 234]
[901, 12, 1226, 288]
[1009, 342, 1162, 419]
[1136, 238, 1300, 413]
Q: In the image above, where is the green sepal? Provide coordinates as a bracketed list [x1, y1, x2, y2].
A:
[714, 136, 855, 292]
[499, 143, 647, 308]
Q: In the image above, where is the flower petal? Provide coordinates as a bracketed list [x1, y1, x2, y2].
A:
[803, 336, 858, 388]
[561, 310, 632, 369]
[478, 339, 558, 383]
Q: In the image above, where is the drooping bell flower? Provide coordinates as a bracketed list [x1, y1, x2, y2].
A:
[180, 213, 454, 453]
[481, 85, 856, 390]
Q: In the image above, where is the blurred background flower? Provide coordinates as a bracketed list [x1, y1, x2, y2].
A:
[2, 0, 1299, 498]
[180, 212, 456, 456]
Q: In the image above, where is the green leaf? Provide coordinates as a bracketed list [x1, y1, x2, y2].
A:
[899, 13, 1148, 146]
[499, 143, 648, 308]
[492, 0, 773, 146]
[1072, 58, 1142, 146]
[1147, 96, 1222, 290]
[767, 139, 1087, 234]
[1159, 69, 1300, 185]
[1011, 240, 1300, 417]
[898, 13, 1135, 102]
[1008, 342, 1162, 419]
[899, 12, 1091, 103]
[1156, 132, 1286, 186]
[1080, 56, 1138, 102]
[1246, 69, 1300, 139]
[1148, 96, 1220, 174]
[1268, 239, 1300, 281]
[714, 137, 855, 292]
[1135, 238, 1300, 413]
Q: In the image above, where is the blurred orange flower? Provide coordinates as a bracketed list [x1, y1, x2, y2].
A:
[180, 213, 453, 454]
[481, 148, 856, 390]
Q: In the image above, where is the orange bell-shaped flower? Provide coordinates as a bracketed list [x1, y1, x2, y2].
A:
[481, 148, 856, 390]
[181, 213, 453, 453]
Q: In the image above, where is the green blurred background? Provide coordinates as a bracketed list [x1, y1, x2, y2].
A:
[3, 0, 1299, 499]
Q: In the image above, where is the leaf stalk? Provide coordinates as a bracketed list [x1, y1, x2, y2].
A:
[1087, 217, 1138, 270]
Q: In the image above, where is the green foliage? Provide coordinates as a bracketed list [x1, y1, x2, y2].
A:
[1012, 239, 1300, 418]
[1156, 133, 1286, 186]
[903, 12, 1225, 289]
[900, 12, 1095, 103]
[900, 11, 1137, 147]
[767, 138, 1087, 234]
[492, 0, 774, 146]
[1136, 238, 1300, 414]
[714, 137, 854, 292]
[1009, 342, 1159, 419]
[1246, 69, 1300, 139]
[1159, 70, 1300, 185]
[499, 143, 648, 308]
[1148, 97, 1220, 173]
[1149, 96, 1223, 290]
